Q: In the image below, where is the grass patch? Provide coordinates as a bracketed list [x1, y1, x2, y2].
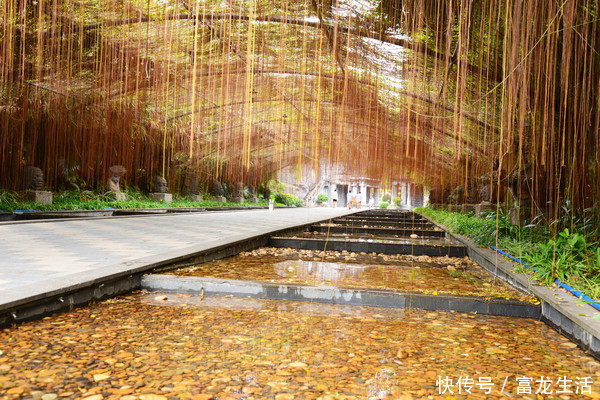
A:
[415, 207, 600, 302]
[0, 188, 273, 212]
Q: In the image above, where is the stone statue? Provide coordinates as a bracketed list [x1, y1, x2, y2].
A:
[247, 185, 259, 203]
[183, 171, 202, 201]
[107, 165, 126, 200]
[478, 158, 502, 204]
[185, 171, 200, 195]
[429, 185, 452, 205]
[233, 182, 244, 198]
[19, 166, 52, 204]
[478, 177, 501, 204]
[212, 181, 225, 197]
[448, 185, 465, 205]
[232, 182, 244, 204]
[20, 166, 44, 191]
[506, 163, 534, 207]
[149, 174, 172, 203]
[153, 176, 168, 193]
[189, 179, 199, 195]
[428, 186, 443, 204]
[208, 181, 226, 202]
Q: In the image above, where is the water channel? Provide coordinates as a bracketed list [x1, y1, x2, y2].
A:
[1, 211, 598, 399]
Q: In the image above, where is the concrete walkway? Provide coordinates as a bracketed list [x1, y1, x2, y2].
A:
[0, 208, 355, 311]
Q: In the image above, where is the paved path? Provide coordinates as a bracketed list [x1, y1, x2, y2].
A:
[0, 208, 355, 307]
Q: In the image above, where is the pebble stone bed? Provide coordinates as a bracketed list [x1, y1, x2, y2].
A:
[1, 291, 599, 400]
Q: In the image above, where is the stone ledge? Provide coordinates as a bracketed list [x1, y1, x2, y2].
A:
[268, 237, 468, 257]
[419, 213, 600, 360]
[19, 190, 52, 205]
[310, 224, 445, 238]
[141, 275, 541, 319]
[150, 193, 172, 203]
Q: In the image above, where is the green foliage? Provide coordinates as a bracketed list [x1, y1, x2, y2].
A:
[0, 188, 269, 212]
[0, 190, 20, 211]
[529, 229, 597, 285]
[267, 179, 285, 193]
[417, 207, 522, 246]
[317, 194, 328, 203]
[273, 192, 304, 207]
[382, 193, 391, 203]
[379, 201, 389, 209]
[393, 197, 402, 207]
[417, 207, 600, 302]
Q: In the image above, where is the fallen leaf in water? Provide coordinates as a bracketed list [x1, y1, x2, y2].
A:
[396, 350, 408, 359]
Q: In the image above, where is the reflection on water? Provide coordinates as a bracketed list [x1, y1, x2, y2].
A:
[172, 253, 535, 302]
[273, 260, 367, 283]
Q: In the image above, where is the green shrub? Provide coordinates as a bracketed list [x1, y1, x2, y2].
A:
[274, 192, 304, 207]
[268, 179, 285, 193]
[379, 201, 389, 209]
[382, 193, 391, 203]
[0, 190, 20, 211]
[0, 187, 269, 212]
[317, 194, 328, 203]
[393, 197, 402, 207]
[417, 207, 600, 302]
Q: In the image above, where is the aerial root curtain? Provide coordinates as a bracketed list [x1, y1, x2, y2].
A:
[1, 0, 599, 215]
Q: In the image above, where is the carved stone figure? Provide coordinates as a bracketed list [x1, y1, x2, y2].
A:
[428, 185, 452, 205]
[212, 181, 225, 197]
[153, 176, 168, 193]
[233, 182, 244, 198]
[185, 171, 200, 195]
[464, 178, 479, 204]
[448, 185, 465, 205]
[182, 171, 202, 201]
[428, 186, 443, 204]
[20, 166, 44, 191]
[107, 165, 126, 200]
[232, 182, 244, 204]
[19, 166, 52, 204]
[475, 158, 503, 204]
[479, 182, 493, 204]
[189, 180, 199, 195]
[506, 163, 534, 207]
[478, 161, 502, 204]
[246, 185, 259, 203]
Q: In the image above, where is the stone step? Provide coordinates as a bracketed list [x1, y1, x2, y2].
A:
[141, 275, 540, 318]
[309, 224, 445, 237]
[335, 216, 428, 223]
[267, 236, 467, 257]
[332, 219, 435, 229]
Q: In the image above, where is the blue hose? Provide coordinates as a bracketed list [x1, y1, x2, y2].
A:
[490, 245, 600, 312]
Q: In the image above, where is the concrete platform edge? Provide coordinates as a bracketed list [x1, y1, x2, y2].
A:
[0, 209, 359, 327]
